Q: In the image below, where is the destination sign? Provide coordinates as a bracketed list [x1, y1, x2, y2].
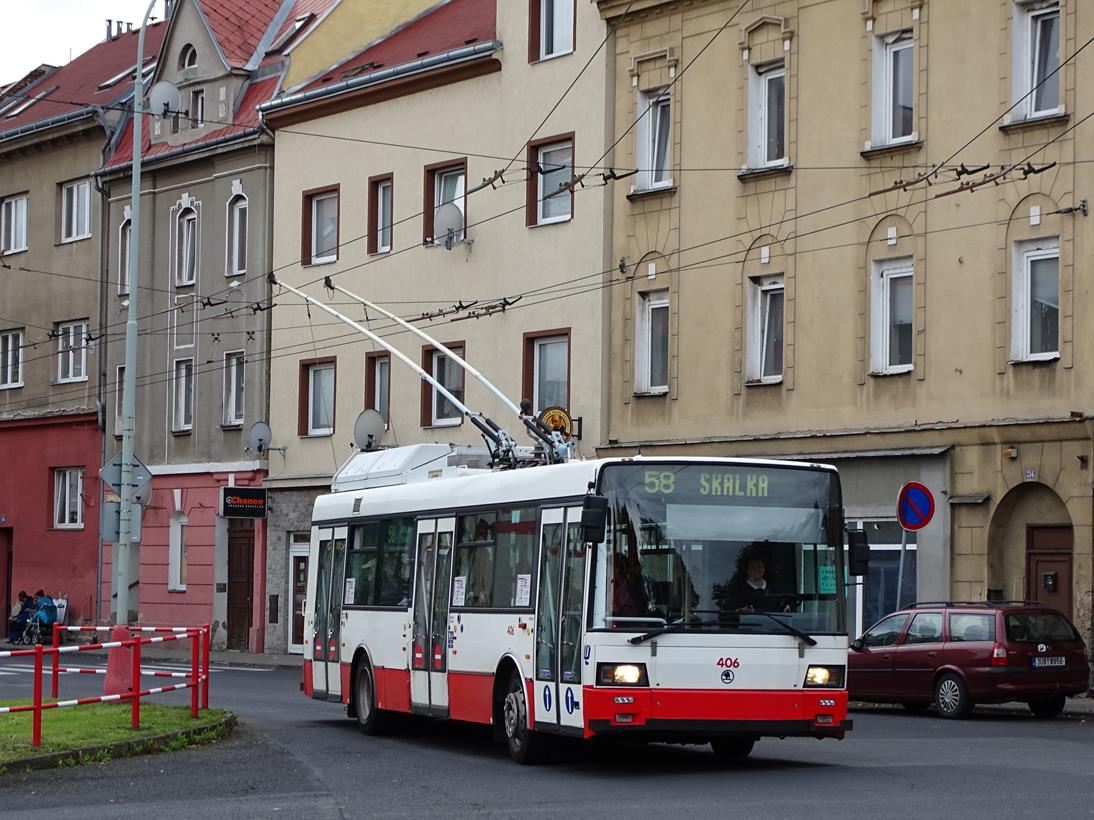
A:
[601, 463, 833, 510]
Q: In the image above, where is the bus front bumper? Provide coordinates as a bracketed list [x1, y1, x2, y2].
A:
[583, 687, 851, 740]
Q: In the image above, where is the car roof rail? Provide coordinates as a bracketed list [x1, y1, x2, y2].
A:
[907, 600, 984, 609]
[984, 599, 1047, 607]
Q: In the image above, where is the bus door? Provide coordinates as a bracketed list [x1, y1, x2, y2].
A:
[311, 526, 348, 699]
[534, 507, 587, 733]
[410, 517, 454, 713]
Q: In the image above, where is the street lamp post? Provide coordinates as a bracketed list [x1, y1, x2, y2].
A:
[115, 0, 160, 625]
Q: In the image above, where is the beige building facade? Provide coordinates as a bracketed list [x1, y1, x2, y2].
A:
[597, 0, 1093, 649]
[259, 0, 613, 654]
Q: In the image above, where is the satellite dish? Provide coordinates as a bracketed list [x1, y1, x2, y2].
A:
[247, 420, 273, 454]
[434, 203, 464, 250]
[353, 409, 386, 451]
[148, 81, 180, 119]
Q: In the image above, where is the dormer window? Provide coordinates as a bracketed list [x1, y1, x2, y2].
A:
[178, 44, 197, 71]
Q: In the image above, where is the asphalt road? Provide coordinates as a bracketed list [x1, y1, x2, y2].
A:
[0, 665, 1091, 819]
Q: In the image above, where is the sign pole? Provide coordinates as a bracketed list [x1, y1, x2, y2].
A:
[895, 481, 936, 611]
[896, 527, 908, 610]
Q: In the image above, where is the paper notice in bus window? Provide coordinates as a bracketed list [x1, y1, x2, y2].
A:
[818, 565, 836, 595]
[343, 577, 356, 605]
[515, 574, 531, 607]
[452, 576, 467, 607]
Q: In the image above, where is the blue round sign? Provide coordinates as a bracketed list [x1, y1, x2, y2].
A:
[565, 687, 576, 714]
[897, 481, 935, 531]
[542, 685, 552, 713]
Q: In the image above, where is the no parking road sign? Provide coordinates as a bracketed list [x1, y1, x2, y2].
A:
[897, 481, 935, 531]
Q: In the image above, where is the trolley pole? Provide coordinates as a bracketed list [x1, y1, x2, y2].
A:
[116, 0, 159, 626]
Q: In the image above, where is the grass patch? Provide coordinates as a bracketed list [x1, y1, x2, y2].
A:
[0, 701, 232, 770]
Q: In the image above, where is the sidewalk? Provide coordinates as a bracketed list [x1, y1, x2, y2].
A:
[852, 693, 1094, 719]
[1, 638, 302, 670]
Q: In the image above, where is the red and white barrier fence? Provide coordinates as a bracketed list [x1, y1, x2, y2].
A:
[0, 623, 212, 748]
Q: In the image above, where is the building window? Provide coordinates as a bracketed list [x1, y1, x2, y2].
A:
[168, 512, 188, 592]
[118, 219, 131, 294]
[299, 359, 335, 436]
[227, 196, 247, 276]
[871, 259, 913, 374]
[179, 44, 197, 70]
[1, 194, 28, 253]
[115, 365, 125, 434]
[176, 208, 198, 285]
[421, 345, 464, 427]
[368, 174, 393, 254]
[61, 179, 92, 242]
[523, 332, 569, 413]
[872, 30, 915, 146]
[189, 88, 204, 128]
[847, 520, 916, 637]
[0, 328, 22, 389]
[533, 0, 574, 61]
[53, 468, 84, 529]
[424, 162, 466, 244]
[365, 353, 390, 427]
[1011, 236, 1059, 362]
[302, 187, 338, 265]
[56, 320, 88, 383]
[528, 137, 573, 226]
[635, 88, 671, 191]
[747, 276, 784, 383]
[224, 351, 245, 427]
[1014, 2, 1061, 118]
[635, 290, 669, 394]
[173, 358, 194, 432]
[748, 62, 785, 167]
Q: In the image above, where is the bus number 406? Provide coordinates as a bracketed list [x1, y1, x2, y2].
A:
[716, 657, 740, 669]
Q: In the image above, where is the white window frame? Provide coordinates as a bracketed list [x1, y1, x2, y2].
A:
[433, 168, 466, 243]
[532, 334, 569, 413]
[870, 30, 917, 147]
[847, 519, 917, 637]
[376, 180, 392, 253]
[0, 328, 22, 388]
[180, 44, 198, 70]
[747, 275, 785, 384]
[310, 191, 338, 264]
[56, 320, 88, 384]
[176, 208, 198, 286]
[536, 140, 573, 225]
[430, 348, 464, 427]
[53, 468, 84, 529]
[61, 179, 92, 243]
[224, 350, 245, 427]
[115, 365, 125, 434]
[1013, 2, 1063, 120]
[172, 357, 194, 432]
[635, 289, 669, 394]
[635, 88, 672, 191]
[118, 219, 131, 294]
[168, 511, 188, 592]
[1011, 236, 1060, 362]
[189, 88, 204, 128]
[539, 0, 575, 60]
[372, 355, 390, 427]
[307, 361, 335, 436]
[870, 258, 914, 375]
[226, 196, 247, 276]
[747, 61, 787, 168]
[1, 194, 28, 254]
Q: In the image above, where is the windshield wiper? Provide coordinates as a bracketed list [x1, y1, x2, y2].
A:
[628, 617, 717, 645]
[742, 610, 817, 646]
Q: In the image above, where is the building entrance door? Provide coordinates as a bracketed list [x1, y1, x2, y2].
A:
[0, 528, 11, 623]
[289, 547, 309, 654]
[1026, 526, 1072, 617]
[227, 519, 255, 650]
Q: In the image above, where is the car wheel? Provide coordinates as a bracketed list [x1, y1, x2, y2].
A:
[710, 737, 756, 760]
[502, 671, 544, 764]
[1028, 694, 1067, 719]
[934, 673, 972, 719]
[354, 661, 389, 735]
[901, 702, 930, 714]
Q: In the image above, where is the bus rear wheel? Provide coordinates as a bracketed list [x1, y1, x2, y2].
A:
[502, 671, 544, 764]
[710, 737, 755, 761]
[354, 661, 389, 735]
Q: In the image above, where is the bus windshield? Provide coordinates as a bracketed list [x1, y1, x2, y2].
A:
[591, 463, 845, 635]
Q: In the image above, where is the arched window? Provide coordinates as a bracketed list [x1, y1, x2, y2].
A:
[178, 44, 197, 71]
[226, 195, 248, 276]
[176, 207, 198, 285]
[118, 219, 132, 295]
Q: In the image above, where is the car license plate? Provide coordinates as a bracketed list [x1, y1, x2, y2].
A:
[1032, 656, 1064, 668]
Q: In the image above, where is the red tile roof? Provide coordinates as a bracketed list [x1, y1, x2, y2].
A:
[295, 0, 496, 96]
[0, 25, 166, 137]
[197, 0, 284, 68]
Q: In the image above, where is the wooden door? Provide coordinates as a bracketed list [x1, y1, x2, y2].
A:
[227, 520, 254, 650]
[1026, 526, 1072, 617]
[291, 555, 308, 650]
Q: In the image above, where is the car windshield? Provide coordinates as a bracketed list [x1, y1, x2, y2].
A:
[1006, 612, 1077, 643]
[590, 463, 845, 635]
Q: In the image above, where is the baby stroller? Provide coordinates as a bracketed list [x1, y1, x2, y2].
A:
[20, 616, 46, 646]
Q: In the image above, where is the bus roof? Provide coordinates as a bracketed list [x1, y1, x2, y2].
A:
[311, 454, 838, 524]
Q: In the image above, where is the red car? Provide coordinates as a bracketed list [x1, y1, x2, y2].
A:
[848, 601, 1089, 719]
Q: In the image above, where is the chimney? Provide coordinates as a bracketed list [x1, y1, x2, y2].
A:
[127, 22, 133, 32]
[106, 19, 113, 40]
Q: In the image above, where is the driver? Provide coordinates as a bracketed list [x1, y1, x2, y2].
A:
[734, 558, 788, 612]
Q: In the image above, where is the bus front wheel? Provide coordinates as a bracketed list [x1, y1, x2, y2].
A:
[710, 736, 756, 761]
[502, 671, 544, 764]
[354, 661, 389, 735]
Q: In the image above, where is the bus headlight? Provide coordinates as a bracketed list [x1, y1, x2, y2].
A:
[597, 663, 649, 686]
[804, 665, 845, 688]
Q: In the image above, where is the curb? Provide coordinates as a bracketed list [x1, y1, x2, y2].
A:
[850, 699, 1094, 719]
[0, 712, 237, 775]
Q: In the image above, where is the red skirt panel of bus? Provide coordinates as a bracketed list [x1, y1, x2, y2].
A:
[375, 667, 412, 713]
[341, 663, 352, 704]
[583, 688, 848, 733]
[303, 661, 313, 697]
[447, 672, 495, 725]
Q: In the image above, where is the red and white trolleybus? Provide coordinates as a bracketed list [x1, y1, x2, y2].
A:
[303, 444, 864, 763]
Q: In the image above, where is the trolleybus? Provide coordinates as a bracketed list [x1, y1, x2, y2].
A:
[304, 444, 866, 763]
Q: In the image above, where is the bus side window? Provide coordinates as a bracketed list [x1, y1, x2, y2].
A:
[492, 507, 537, 608]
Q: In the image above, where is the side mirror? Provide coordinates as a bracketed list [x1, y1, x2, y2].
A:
[581, 495, 608, 544]
[847, 529, 870, 577]
[850, 638, 864, 652]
